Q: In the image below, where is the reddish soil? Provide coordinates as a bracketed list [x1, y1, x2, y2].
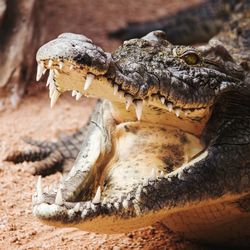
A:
[0, 0, 209, 249]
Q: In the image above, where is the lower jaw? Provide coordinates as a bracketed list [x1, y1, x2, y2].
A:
[33, 121, 204, 230]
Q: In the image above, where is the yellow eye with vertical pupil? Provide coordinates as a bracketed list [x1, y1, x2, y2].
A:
[181, 52, 201, 65]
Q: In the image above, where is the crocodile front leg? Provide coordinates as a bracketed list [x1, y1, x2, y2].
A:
[5, 100, 110, 176]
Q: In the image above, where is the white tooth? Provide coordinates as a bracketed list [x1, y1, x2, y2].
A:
[125, 95, 133, 110]
[102, 197, 107, 205]
[68, 209, 75, 217]
[149, 168, 156, 181]
[122, 199, 129, 209]
[167, 102, 173, 112]
[76, 92, 82, 101]
[143, 177, 148, 187]
[59, 61, 64, 70]
[127, 194, 131, 201]
[50, 89, 61, 108]
[107, 203, 112, 209]
[73, 202, 81, 212]
[36, 176, 43, 202]
[160, 97, 165, 104]
[113, 84, 119, 95]
[72, 90, 77, 97]
[118, 194, 123, 203]
[48, 59, 53, 68]
[91, 203, 96, 211]
[36, 62, 45, 81]
[42, 68, 47, 75]
[134, 100, 143, 121]
[86, 202, 91, 209]
[92, 186, 101, 204]
[46, 70, 54, 87]
[49, 81, 56, 98]
[69, 65, 74, 71]
[160, 171, 164, 178]
[136, 185, 142, 195]
[84, 74, 95, 90]
[114, 202, 120, 209]
[175, 108, 181, 117]
[81, 209, 88, 218]
[55, 187, 63, 205]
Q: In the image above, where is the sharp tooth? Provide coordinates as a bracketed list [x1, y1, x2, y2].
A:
[50, 89, 61, 108]
[122, 199, 129, 209]
[86, 202, 91, 209]
[102, 197, 107, 205]
[75, 92, 82, 101]
[143, 177, 148, 187]
[36, 62, 45, 81]
[125, 95, 133, 110]
[127, 194, 131, 201]
[73, 202, 81, 212]
[175, 108, 181, 117]
[42, 68, 47, 75]
[160, 97, 165, 104]
[92, 186, 101, 204]
[84, 74, 95, 90]
[135, 185, 142, 200]
[91, 203, 96, 211]
[69, 65, 74, 71]
[160, 171, 164, 178]
[114, 202, 120, 209]
[59, 61, 64, 70]
[48, 59, 53, 68]
[36, 176, 43, 202]
[149, 168, 156, 181]
[72, 90, 77, 97]
[55, 187, 63, 205]
[134, 100, 143, 121]
[46, 70, 54, 87]
[113, 84, 119, 95]
[49, 81, 56, 98]
[167, 102, 173, 112]
[81, 209, 88, 218]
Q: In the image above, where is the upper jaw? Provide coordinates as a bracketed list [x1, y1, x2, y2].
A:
[36, 50, 210, 122]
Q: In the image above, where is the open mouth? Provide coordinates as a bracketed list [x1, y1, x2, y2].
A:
[31, 32, 222, 233]
[32, 55, 207, 232]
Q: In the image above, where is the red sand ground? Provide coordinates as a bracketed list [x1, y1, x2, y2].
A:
[0, 0, 211, 249]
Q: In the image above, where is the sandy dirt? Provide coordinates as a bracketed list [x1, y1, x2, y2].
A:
[0, 0, 211, 249]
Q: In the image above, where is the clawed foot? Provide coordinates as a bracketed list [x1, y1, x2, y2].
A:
[5, 138, 65, 176]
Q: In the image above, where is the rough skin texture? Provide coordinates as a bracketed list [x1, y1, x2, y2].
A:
[7, 0, 250, 248]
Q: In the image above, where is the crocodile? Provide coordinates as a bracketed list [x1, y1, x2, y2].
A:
[6, 0, 250, 247]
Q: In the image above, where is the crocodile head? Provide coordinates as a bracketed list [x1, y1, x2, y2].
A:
[33, 32, 246, 236]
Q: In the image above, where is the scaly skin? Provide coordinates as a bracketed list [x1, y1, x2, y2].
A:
[8, 1, 250, 247]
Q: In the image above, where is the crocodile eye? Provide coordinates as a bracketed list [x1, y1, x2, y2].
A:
[181, 52, 201, 65]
